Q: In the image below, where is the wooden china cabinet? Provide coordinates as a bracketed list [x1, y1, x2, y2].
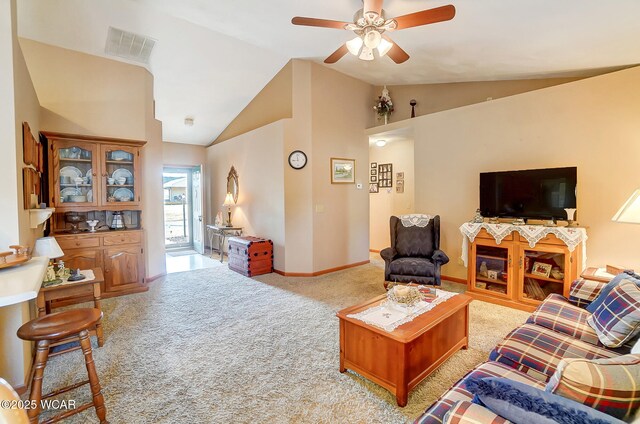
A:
[42, 132, 147, 301]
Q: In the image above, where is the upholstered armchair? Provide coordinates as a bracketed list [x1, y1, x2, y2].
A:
[380, 215, 449, 286]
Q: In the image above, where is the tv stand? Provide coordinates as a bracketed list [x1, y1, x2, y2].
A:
[460, 223, 586, 312]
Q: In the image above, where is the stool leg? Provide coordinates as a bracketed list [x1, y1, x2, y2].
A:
[78, 329, 108, 423]
[28, 340, 50, 423]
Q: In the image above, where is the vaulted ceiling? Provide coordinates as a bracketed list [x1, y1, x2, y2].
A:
[17, 0, 640, 145]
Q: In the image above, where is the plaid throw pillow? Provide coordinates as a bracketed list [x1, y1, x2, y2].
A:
[546, 354, 640, 421]
[587, 280, 640, 348]
[443, 401, 511, 424]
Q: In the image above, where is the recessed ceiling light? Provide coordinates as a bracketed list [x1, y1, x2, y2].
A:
[376, 140, 387, 147]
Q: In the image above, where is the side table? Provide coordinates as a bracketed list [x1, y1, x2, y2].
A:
[36, 267, 105, 354]
[206, 225, 243, 262]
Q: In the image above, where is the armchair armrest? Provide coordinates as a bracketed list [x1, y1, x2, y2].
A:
[568, 278, 608, 308]
[432, 249, 449, 265]
[380, 247, 396, 262]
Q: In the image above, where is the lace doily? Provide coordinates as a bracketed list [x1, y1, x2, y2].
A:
[399, 214, 433, 228]
[346, 290, 457, 332]
[459, 223, 588, 267]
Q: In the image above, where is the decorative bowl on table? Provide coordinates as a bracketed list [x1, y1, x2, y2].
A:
[387, 285, 423, 308]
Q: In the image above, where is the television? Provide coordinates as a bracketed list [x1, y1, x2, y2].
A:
[479, 167, 577, 220]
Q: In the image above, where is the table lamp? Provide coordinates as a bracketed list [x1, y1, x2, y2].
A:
[612, 189, 640, 224]
[222, 192, 235, 227]
[33, 237, 64, 284]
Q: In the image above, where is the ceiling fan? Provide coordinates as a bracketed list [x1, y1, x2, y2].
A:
[291, 1, 455, 64]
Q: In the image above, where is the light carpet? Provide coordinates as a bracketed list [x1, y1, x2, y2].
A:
[35, 258, 528, 423]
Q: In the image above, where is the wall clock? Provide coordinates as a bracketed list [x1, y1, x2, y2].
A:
[288, 150, 307, 170]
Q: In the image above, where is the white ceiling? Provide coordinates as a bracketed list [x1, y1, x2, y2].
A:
[18, 0, 640, 146]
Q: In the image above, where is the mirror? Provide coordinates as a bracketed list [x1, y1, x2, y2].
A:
[227, 166, 239, 204]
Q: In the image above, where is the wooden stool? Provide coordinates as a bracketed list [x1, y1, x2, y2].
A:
[17, 308, 108, 424]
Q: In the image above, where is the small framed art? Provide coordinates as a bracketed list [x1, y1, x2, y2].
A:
[369, 183, 379, 193]
[331, 158, 355, 184]
[531, 262, 552, 278]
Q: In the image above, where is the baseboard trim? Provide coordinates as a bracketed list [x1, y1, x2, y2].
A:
[442, 275, 467, 285]
[369, 249, 381, 253]
[144, 273, 166, 284]
[274, 260, 370, 277]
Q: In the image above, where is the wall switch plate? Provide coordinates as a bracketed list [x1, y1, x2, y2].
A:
[356, 183, 362, 189]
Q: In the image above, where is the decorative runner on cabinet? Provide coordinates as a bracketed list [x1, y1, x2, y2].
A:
[459, 223, 588, 267]
[346, 290, 457, 332]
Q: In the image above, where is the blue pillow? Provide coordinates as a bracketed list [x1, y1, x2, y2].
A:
[467, 377, 626, 424]
[586, 271, 640, 313]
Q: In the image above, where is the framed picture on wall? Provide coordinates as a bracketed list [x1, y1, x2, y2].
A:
[378, 163, 392, 188]
[370, 169, 376, 176]
[370, 175, 377, 183]
[396, 180, 404, 193]
[330, 158, 356, 184]
[396, 172, 404, 180]
[371, 162, 377, 168]
[369, 183, 379, 193]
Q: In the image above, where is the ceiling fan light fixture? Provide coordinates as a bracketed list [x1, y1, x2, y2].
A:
[377, 38, 393, 57]
[346, 36, 364, 56]
[359, 45, 374, 61]
[363, 29, 382, 49]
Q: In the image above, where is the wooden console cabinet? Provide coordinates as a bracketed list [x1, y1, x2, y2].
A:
[467, 229, 583, 312]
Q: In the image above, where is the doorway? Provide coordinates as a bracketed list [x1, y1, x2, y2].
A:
[163, 166, 204, 253]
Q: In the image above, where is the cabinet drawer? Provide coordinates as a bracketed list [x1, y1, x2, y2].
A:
[102, 232, 141, 246]
[56, 236, 101, 250]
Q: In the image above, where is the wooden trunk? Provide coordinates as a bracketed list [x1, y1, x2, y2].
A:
[228, 236, 273, 277]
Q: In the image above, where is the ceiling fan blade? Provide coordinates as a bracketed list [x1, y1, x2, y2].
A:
[392, 4, 455, 30]
[291, 17, 350, 29]
[363, 0, 383, 17]
[383, 36, 410, 64]
[324, 44, 349, 64]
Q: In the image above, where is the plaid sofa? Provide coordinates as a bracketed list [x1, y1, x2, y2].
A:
[416, 279, 631, 424]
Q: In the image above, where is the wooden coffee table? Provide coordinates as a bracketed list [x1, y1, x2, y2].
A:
[337, 293, 472, 406]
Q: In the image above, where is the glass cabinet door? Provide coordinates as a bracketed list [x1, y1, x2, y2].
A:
[472, 243, 511, 298]
[518, 248, 567, 304]
[52, 141, 99, 207]
[101, 145, 139, 206]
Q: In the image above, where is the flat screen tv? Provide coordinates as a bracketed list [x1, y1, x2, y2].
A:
[480, 167, 577, 220]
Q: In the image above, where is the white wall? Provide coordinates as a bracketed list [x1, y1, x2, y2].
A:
[369, 138, 415, 251]
[206, 121, 286, 270]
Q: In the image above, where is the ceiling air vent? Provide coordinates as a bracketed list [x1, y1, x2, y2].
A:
[105, 27, 156, 64]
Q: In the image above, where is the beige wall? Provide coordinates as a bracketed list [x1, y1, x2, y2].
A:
[21, 39, 148, 140]
[213, 61, 292, 144]
[0, 0, 44, 389]
[20, 39, 166, 278]
[206, 121, 286, 270]
[280, 60, 314, 273]
[372, 66, 640, 279]
[163, 142, 207, 168]
[309, 63, 373, 271]
[369, 138, 415, 251]
[208, 60, 374, 274]
[373, 77, 582, 126]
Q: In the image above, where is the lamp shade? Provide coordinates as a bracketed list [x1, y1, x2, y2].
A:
[33, 237, 64, 259]
[612, 189, 640, 224]
[222, 192, 235, 207]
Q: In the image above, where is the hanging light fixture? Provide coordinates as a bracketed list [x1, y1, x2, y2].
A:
[346, 28, 393, 60]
